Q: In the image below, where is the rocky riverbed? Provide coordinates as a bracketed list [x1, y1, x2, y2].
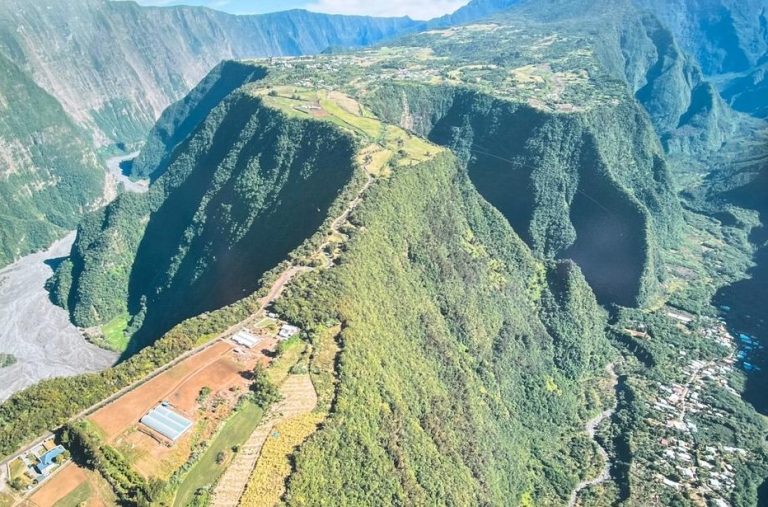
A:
[103, 151, 148, 201]
[0, 233, 117, 401]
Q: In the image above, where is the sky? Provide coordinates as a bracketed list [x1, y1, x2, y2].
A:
[132, 0, 470, 20]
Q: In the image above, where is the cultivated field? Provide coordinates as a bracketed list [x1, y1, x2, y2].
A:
[24, 463, 114, 507]
[211, 374, 318, 506]
[88, 335, 276, 443]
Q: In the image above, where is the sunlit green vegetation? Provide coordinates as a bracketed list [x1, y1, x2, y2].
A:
[275, 152, 610, 505]
[55, 92, 359, 351]
[100, 313, 130, 352]
[53, 482, 92, 507]
[172, 400, 264, 507]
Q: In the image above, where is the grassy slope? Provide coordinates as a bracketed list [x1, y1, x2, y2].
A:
[172, 401, 264, 507]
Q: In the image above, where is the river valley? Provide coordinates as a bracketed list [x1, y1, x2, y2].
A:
[0, 233, 118, 401]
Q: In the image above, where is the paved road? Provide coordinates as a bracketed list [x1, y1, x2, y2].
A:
[0, 233, 118, 402]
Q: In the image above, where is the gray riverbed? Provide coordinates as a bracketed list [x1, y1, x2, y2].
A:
[105, 151, 148, 195]
[0, 233, 118, 401]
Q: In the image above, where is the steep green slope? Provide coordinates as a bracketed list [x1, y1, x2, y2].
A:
[53, 87, 359, 351]
[3, 84, 610, 507]
[126, 94, 358, 349]
[368, 83, 679, 306]
[130, 61, 268, 179]
[0, 52, 103, 266]
[275, 152, 609, 506]
[631, 0, 768, 120]
[55, 8, 690, 344]
[632, 0, 766, 76]
[721, 63, 768, 119]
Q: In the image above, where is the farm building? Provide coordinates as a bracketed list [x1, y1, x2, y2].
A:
[231, 330, 261, 349]
[278, 324, 300, 339]
[140, 403, 193, 442]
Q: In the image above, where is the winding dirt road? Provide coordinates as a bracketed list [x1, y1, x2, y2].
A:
[567, 364, 618, 507]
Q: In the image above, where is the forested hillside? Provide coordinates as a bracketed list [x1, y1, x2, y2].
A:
[52, 88, 360, 351]
[0, 0, 538, 268]
[368, 83, 680, 306]
[53, 1, 691, 352]
[29, 72, 613, 505]
[275, 151, 610, 506]
[130, 61, 268, 179]
[4, 0, 768, 504]
[631, 0, 768, 121]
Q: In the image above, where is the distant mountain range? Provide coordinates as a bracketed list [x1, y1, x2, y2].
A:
[1, 2, 768, 505]
[0, 0, 523, 267]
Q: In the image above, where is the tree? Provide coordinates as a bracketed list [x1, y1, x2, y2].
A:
[250, 364, 281, 408]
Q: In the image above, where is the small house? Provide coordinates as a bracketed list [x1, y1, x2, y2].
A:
[34, 445, 65, 475]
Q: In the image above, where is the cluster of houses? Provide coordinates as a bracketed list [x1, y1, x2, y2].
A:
[259, 42, 590, 118]
[637, 315, 754, 505]
[735, 333, 762, 372]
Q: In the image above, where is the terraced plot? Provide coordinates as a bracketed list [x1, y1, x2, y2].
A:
[211, 374, 318, 507]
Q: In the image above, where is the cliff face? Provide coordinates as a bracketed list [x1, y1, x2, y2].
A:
[0, 52, 103, 266]
[0, 0, 420, 145]
[54, 87, 359, 350]
[632, 0, 767, 76]
[126, 94, 358, 348]
[369, 84, 681, 307]
[518, 0, 735, 159]
[131, 61, 268, 179]
[631, 0, 768, 119]
[0, 0, 421, 267]
[720, 61, 768, 119]
[627, 15, 734, 157]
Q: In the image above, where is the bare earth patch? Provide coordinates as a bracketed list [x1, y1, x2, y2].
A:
[25, 463, 87, 507]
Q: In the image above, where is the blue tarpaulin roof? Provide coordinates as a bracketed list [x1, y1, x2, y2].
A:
[35, 445, 65, 474]
[40, 446, 64, 466]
